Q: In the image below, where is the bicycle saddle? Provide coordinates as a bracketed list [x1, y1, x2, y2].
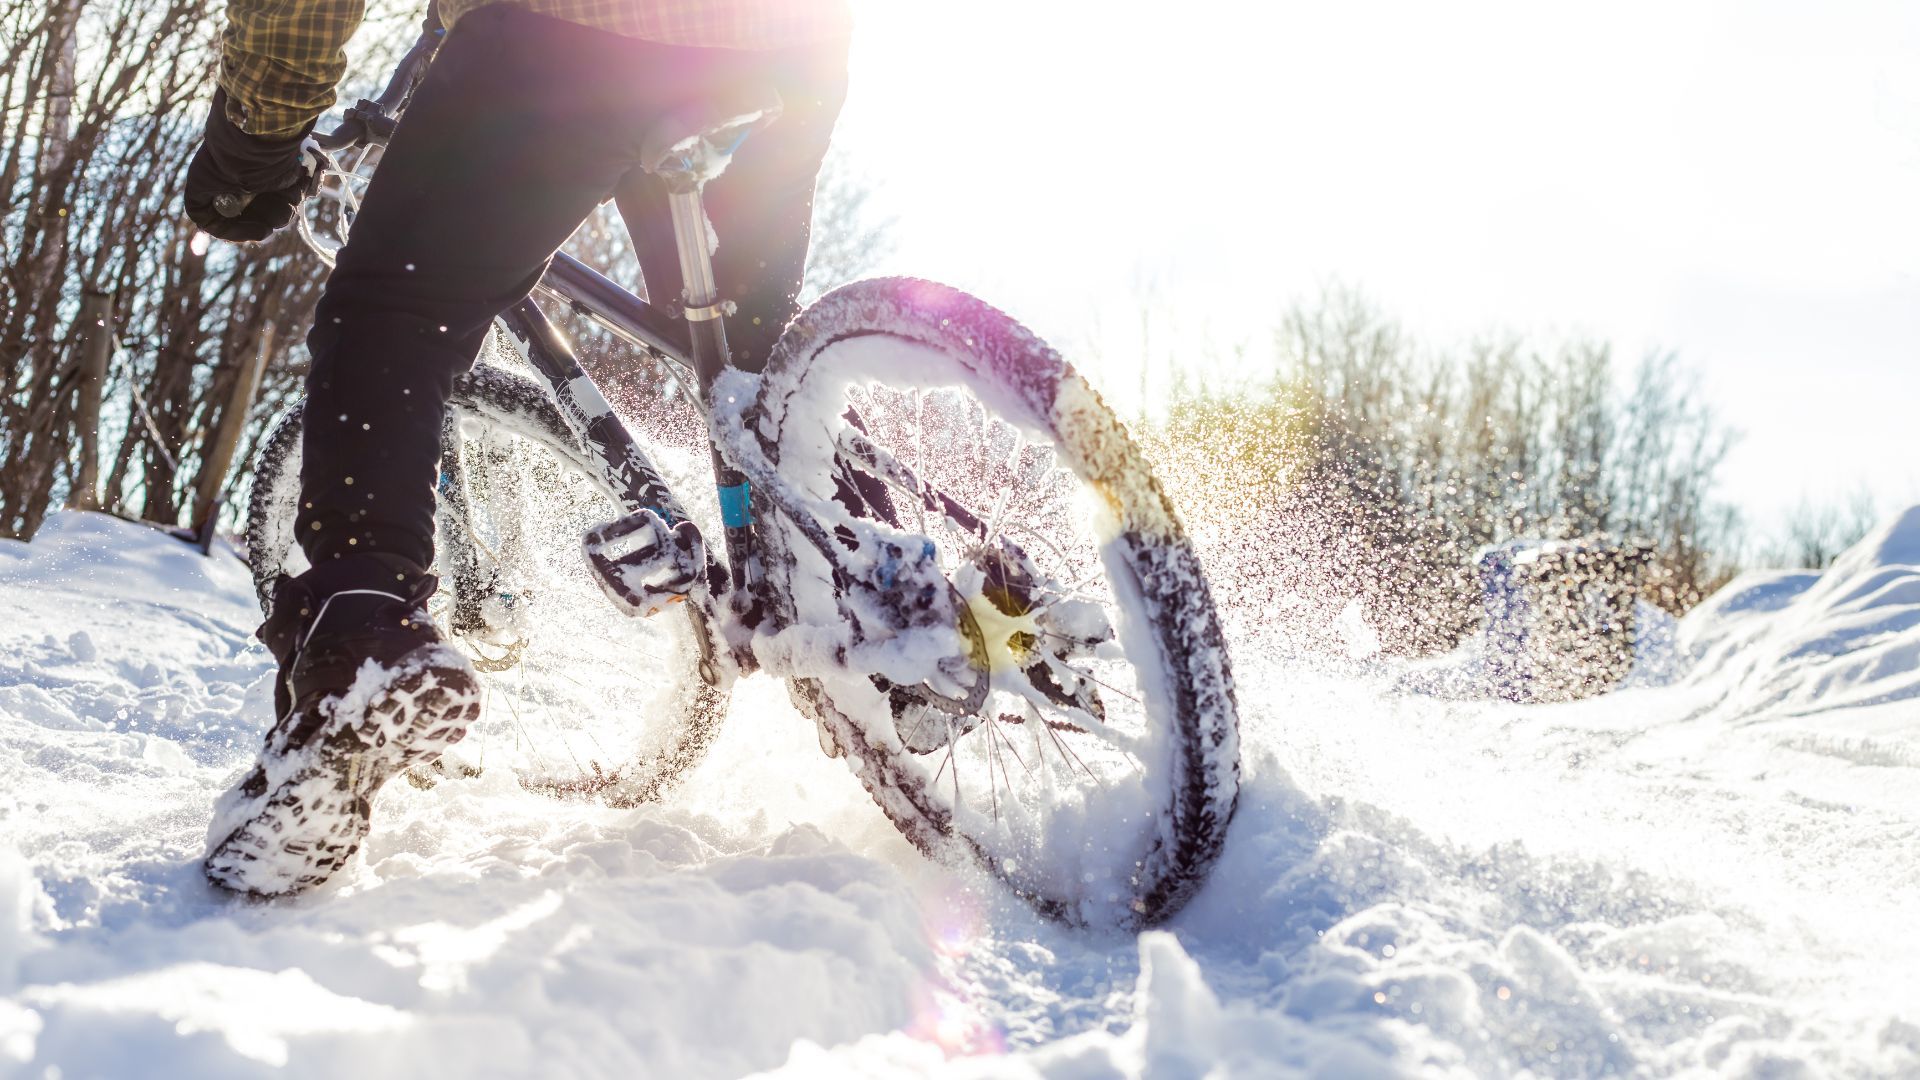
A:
[640, 84, 784, 190]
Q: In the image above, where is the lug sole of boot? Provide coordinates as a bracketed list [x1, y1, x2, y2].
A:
[205, 661, 481, 898]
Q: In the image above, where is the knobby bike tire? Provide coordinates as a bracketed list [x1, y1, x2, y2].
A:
[748, 277, 1240, 928]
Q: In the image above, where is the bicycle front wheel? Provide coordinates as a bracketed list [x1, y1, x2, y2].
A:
[749, 278, 1240, 928]
[246, 364, 726, 806]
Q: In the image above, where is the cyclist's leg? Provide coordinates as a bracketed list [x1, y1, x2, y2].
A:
[296, 7, 752, 588]
[615, 38, 851, 374]
[705, 42, 849, 370]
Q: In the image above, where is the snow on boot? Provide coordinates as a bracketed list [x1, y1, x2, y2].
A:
[206, 570, 479, 897]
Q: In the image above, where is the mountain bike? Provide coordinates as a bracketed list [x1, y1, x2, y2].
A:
[244, 26, 1239, 927]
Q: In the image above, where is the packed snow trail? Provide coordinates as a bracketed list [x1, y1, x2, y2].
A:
[3, 510, 1918, 1077]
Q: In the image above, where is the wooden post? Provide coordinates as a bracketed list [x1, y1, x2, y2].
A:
[191, 324, 273, 550]
[68, 289, 114, 511]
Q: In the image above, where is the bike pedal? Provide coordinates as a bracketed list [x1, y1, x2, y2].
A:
[583, 509, 706, 618]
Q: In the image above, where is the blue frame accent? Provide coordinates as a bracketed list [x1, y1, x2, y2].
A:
[717, 482, 752, 528]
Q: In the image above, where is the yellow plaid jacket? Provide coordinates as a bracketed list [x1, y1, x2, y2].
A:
[219, 0, 853, 137]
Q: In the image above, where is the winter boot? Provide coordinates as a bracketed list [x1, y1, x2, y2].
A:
[205, 560, 480, 897]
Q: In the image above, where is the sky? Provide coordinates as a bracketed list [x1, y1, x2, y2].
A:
[830, 0, 1920, 529]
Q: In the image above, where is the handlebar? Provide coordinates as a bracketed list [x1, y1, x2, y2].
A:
[209, 23, 441, 225]
[311, 24, 443, 153]
[257, 22, 442, 247]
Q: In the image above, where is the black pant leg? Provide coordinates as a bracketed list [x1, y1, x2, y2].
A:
[296, 10, 714, 583]
[298, 8, 849, 592]
[708, 41, 851, 370]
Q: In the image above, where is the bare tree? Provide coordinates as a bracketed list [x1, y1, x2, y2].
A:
[1759, 490, 1878, 569]
[0, 0, 432, 539]
[1, 0, 229, 536]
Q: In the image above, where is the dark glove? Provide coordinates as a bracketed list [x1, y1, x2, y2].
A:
[184, 88, 316, 243]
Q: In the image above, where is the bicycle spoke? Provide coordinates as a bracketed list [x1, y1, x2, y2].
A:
[1025, 707, 1053, 781]
[519, 667, 580, 771]
[1029, 699, 1098, 784]
[501, 682, 574, 778]
[912, 389, 930, 541]
[985, 714, 1001, 824]
[932, 716, 963, 815]
[932, 717, 955, 786]
[988, 711, 1031, 776]
[1016, 663, 1143, 755]
[902, 701, 933, 750]
[979, 436, 1042, 552]
[978, 484, 1015, 560]
[527, 664, 616, 776]
[1038, 650, 1142, 708]
[1000, 519, 1082, 572]
[1018, 568, 1117, 617]
[478, 684, 492, 772]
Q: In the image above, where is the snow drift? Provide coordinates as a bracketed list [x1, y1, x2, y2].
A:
[1685, 504, 1920, 726]
[3, 507, 1918, 1077]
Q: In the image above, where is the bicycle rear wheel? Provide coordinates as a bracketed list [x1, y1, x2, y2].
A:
[747, 278, 1240, 927]
[246, 363, 725, 805]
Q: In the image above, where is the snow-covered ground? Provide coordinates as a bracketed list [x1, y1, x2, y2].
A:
[3, 507, 1917, 1078]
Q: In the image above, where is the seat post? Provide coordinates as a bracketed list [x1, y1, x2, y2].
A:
[667, 185, 733, 395]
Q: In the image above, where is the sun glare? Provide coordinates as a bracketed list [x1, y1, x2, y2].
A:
[840, 0, 1920, 516]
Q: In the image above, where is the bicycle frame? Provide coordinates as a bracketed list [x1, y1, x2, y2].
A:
[302, 24, 965, 692]
[492, 248, 759, 683]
